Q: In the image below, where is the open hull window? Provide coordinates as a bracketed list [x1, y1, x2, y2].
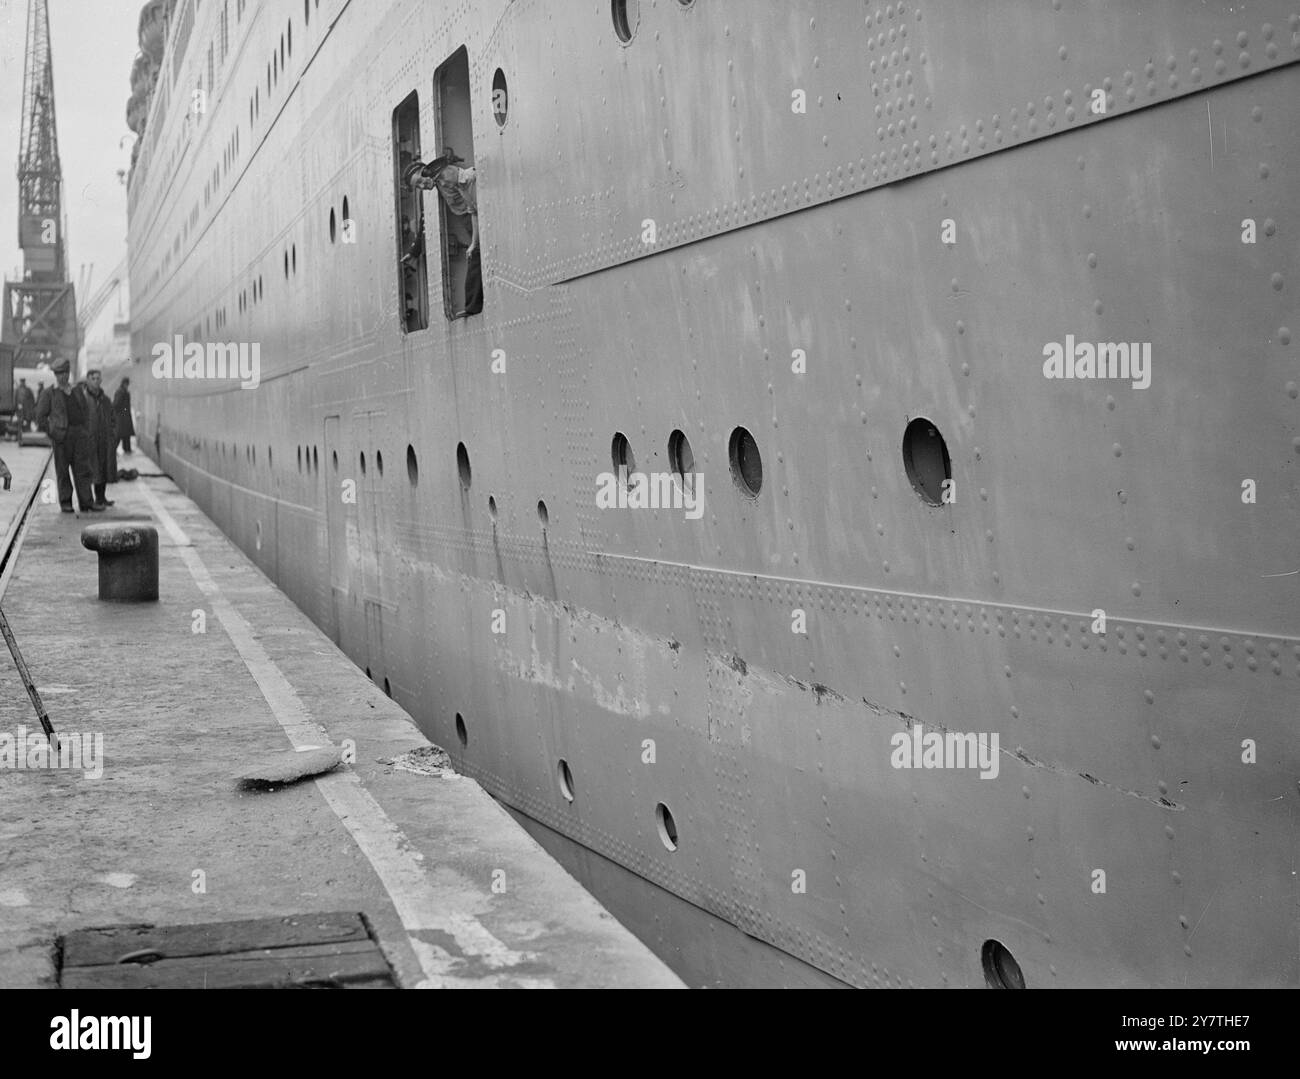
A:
[392, 91, 428, 333]
[433, 47, 482, 320]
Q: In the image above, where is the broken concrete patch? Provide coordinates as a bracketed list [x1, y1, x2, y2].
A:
[379, 745, 452, 777]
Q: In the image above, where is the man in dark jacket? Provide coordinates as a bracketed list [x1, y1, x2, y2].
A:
[112, 377, 134, 453]
[15, 379, 36, 430]
[34, 358, 99, 514]
[83, 369, 117, 508]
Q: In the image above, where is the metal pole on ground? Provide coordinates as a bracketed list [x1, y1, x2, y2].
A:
[0, 606, 54, 738]
[0, 450, 56, 739]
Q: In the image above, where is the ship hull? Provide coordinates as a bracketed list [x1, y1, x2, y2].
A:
[129, 0, 1300, 987]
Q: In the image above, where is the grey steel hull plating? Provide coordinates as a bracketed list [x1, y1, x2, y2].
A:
[129, 1, 1300, 986]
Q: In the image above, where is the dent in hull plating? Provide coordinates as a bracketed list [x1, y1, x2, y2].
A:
[129, 0, 1300, 986]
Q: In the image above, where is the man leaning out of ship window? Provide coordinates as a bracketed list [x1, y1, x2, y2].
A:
[404, 150, 482, 316]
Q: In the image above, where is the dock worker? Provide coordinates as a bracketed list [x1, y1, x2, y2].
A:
[405, 149, 482, 316]
[113, 377, 134, 453]
[34, 358, 99, 514]
[15, 378, 36, 431]
[83, 368, 117, 508]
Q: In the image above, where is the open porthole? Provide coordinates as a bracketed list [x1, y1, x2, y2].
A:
[557, 759, 575, 802]
[492, 68, 508, 126]
[456, 442, 471, 489]
[902, 417, 952, 506]
[655, 802, 678, 851]
[612, 0, 639, 43]
[981, 939, 1025, 989]
[728, 426, 762, 497]
[611, 431, 635, 485]
[668, 428, 694, 483]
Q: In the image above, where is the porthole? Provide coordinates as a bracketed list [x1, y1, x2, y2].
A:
[901, 416, 951, 507]
[557, 759, 575, 802]
[329, 207, 337, 243]
[342, 195, 350, 232]
[488, 495, 498, 518]
[454, 712, 468, 747]
[376, 449, 384, 476]
[728, 426, 762, 497]
[283, 250, 289, 278]
[981, 940, 1025, 989]
[655, 802, 678, 851]
[267, 446, 272, 468]
[668, 428, 694, 482]
[406, 444, 418, 486]
[537, 499, 549, 525]
[304, 0, 309, 23]
[456, 442, 471, 489]
[331, 449, 338, 471]
[365, 666, 372, 680]
[612, 0, 639, 43]
[492, 68, 508, 126]
[313, 446, 319, 471]
[383, 677, 391, 698]
[360, 451, 366, 475]
[292, 244, 296, 273]
[297, 446, 302, 471]
[611, 431, 635, 482]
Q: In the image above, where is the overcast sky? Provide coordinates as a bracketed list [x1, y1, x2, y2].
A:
[0, 0, 145, 340]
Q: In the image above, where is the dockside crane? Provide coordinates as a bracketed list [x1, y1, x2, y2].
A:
[1, 0, 78, 410]
[77, 259, 127, 341]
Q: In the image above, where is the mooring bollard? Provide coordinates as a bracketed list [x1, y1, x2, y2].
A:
[80, 522, 159, 602]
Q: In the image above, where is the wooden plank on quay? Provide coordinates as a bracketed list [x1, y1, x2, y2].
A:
[61, 912, 370, 969]
[61, 940, 394, 989]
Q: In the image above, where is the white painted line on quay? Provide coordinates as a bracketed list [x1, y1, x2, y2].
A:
[135, 481, 545, 988]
